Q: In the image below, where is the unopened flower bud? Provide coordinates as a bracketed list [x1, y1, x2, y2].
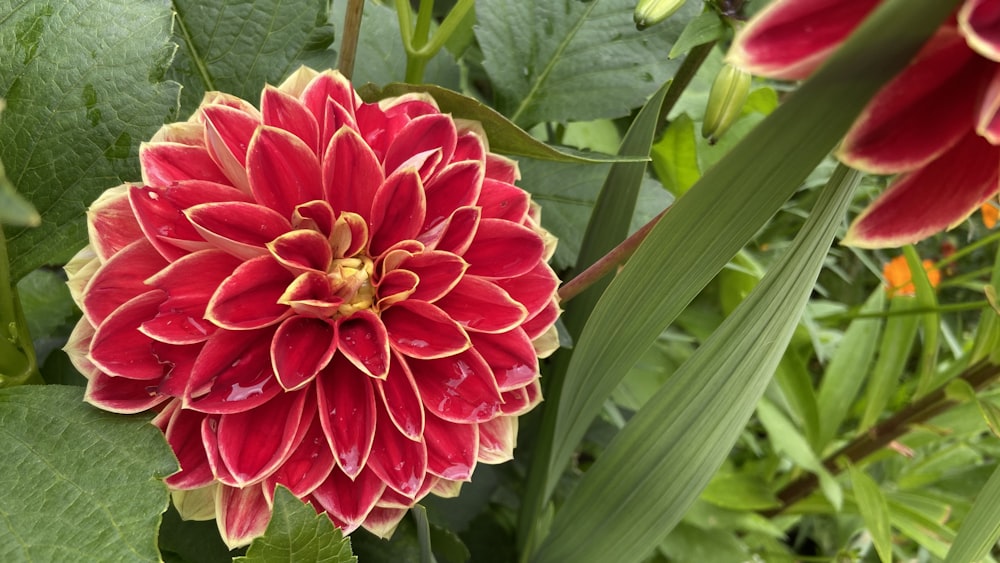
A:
[634, 0, 687, 30]
[702, 63, 752, 144]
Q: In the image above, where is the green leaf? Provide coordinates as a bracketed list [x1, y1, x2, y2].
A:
[476, 0, 698, 127]
[0, 0, 180, 282]
[359, 83, 642, 163]
[531, 165, 861, 563]
[848, 465, 893, 563]
[815, 289, 884, 450]
[540, 0, 956, 520]
[518, 160, 670, 270]
[168, 0, 332, 115]
[858, 297, 922, 432]
[329, 0, 459, 89]
[945, 464, 1000, 563]
[668, 9, 725, 59]
[758, 398, 842, 510]
[701, 473, 781, 511]
[651, 113, 701, 197]
[902, 245, 942, 397]
[236, 486, 356, 563]
[0, 385, 177, 562]
[888, 493, 955, 559]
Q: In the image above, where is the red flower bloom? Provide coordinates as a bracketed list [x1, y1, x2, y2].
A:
[729, 0, 1000, 248]
[64, 67, 560, 547]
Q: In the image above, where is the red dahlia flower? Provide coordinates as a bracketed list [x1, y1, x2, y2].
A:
[64, 66, 560, 548]
[729, 0, 1000, 248]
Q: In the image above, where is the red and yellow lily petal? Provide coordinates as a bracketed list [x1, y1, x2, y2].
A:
[727, 0, 881, 80]
[844, 131, 1000, 247]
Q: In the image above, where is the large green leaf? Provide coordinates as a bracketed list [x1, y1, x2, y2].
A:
[848, 465, 893, 563]
[168, 0, 332, 115]
[531, 165, 861, 563]
[475, 0, 698, 127]
[944, 463, 1000, 563]
[0, 385, 177, 562]
[0, 0, 180, 281]
[539, 0, 958, 509]
[235, 486, 356, 563]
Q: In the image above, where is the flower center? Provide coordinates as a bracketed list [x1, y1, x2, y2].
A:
[328, 255, 375, 317]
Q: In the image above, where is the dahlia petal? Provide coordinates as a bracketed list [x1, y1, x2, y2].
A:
[366, 405, 428, 498]
[398, 251, 468, 303]
[453, 126, 487, 163]
[65, 317, 97, 377]
[264, 416, 335, 500]
[434, 276, 528, 333]
[81, 239, 167, 325]
[471, 328, 539, 391]
[151, 340, 200, 397]
[485, 153, 520, 183]
[977, 68, 1000, 144]
[186, 327, 282, 414]
[431, 477, 462, 498]
[727, 0, 881, 80]
[84, 370, 169, 414]
[409, 349, 504, 423]
[271, 316, 337, 390]
[330, 211, 368, 258]
[322, 127, 383, 222]
[493, 261, 560, 318]
[300, 70, 358, 129]
[961, 0, 1000, 61]
[839, 28, 992, 173]
[477, 178, 531, 223]
[310, 466, 385, 530]
[267, 229, 332, 273]
[202, 416, 238, 485]
[130, 182, 253, 261]
[362, 507, 408, 539]
[423, 161, 484, 229]
[337, 310, 391, 379]
[202, 105, 260, 192]
[523, 298, 561, 341]
[206, 256, 294, 330]
[376, 353, 425, 440]
[357, 94, 439, 162]
[217, 484, 271, 549]
[383, 113, 457, 179]
[499, 379, 543, 416]
[87, 185, 144, 262]
[141, 249, 240, 344]
[89, 290, 168, 380]
[185, 201, 292, 260]
[150, 121, 204, 146]
[321, 98, 361, 153]
[382, 300, 471, 359]
[172, 484, 217, 521]
[278, 272, 342, 318]
[66, 247, 100, 308]
[139, 142, 232, 187]
[369, 169, 427, 256]
[316, 354, 377, 478]
[463, 218, 544, 279]
[261, 85, 320, 154]
[844, 132, 1000, 248]
[215, 388, 311, 486]
[247, 126, 324, 218]
[292, 199, 336, 238]
[420, 206, 481, 255]
[163, 406, 215, 489]
[477, 416, 517, 464]
[424, 412, 478, 481]
[375, 270, 419, 309]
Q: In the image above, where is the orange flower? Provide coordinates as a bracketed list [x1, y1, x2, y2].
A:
[982, 201, 999, 228]
[883, 255, 941, 297]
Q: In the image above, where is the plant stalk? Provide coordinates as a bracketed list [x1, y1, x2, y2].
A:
[338, 0, 366, 80]
[761, 360, 1000, 517]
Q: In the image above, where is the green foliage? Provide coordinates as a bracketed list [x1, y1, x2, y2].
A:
[476, 0, 698, 127]
[0, 385, 177, 562]
[168, 0, 333, 115]
[236, 487, 356, 563]
[0, 0, 180, 281]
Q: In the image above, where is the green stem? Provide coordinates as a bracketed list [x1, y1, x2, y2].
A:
[0, 226, 40, 387]
[338, 0, 366, 80]
[761, 360, 1000, 517]
[395, 0, 414, 48]
[412, 0, 435, 50]
[400, 0, 475, 83]
[655, 41, 716, 136]
[933, 228, 1000, 271]
[816, 300, 992, 323]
